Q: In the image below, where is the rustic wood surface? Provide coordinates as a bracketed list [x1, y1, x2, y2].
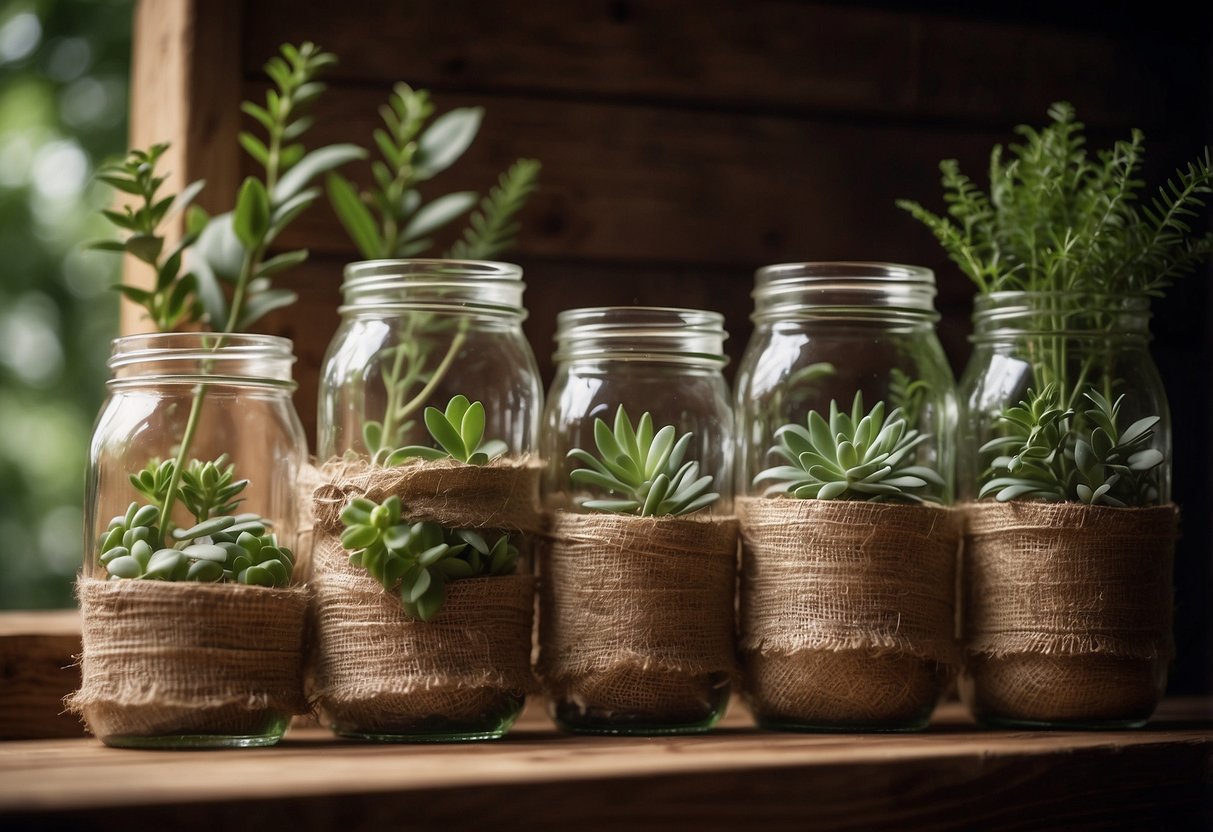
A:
[0, 611, 82, 740]
[1, 699, 1209, 830]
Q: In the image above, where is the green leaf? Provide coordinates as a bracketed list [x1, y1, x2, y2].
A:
[237, 288, 298, 329]
[414, 107, 483, 180]
[256, 249, 309, 277]
[424, 407, 466, 460]
[233, 176, 271, 248]
[327, 173, 383, 258]
[460, 401, 486, 456]
[274, 143, 367, 202]
[125, 234, 163, 264]
[238, 132, 270, 166]
[401, 191, 477, 241]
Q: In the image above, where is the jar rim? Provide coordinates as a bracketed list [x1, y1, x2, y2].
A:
[340, 259, 526, 318]
[971, 291, 1152, 333]
[107, 332, 297, 388]
[752, 262, 938, 323]
[553, 306, 728, 367]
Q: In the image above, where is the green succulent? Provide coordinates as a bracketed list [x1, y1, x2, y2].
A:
[567, 405, 719, 517]
[340, 495, 518, 621]
[979, 385, 1163, 506]
[376, 394, 508, 467]
[97, 502, 293, 586]
[754, 392, 945, 503]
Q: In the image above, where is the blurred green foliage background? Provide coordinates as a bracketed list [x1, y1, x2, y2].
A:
[0, 0, 132, 607]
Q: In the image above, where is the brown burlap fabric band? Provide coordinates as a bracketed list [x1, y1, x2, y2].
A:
[963, 501, 1178, 659]
[538, 512, 738, 711]
[309, 532, 536, 727]
[308, 456, 540, 730]
[69, 578, 308, 738]
[737, 497, 960, 665]
[312, 456, 543, 535]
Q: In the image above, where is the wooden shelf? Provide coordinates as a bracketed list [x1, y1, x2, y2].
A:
[2, 699, 1209, 830]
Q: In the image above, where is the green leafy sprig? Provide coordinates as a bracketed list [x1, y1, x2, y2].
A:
[897, 102, 1213, 297]
[374, 394, 508, 466]
[339, 495, 518, 620]
[754, 392, 944, 503]
[326, 83, 479, 259]
[89, 144, 207, 330]
[979, 385, 1163, 506]
[448, 158, 542, 260]
[567, 406, 719, 517]
[193, 42, 365, 332]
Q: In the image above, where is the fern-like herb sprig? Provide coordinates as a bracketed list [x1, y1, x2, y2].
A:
[754, 392, 944, 503]
[567, 406, 719, 517]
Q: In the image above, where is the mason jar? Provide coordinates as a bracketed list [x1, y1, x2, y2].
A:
[311, 259, 542, 741]
[78, 332, 308, 748]
[539, 307, 737, 735]
[958, 291, 1175, 728]
[734, 262, 959, 731]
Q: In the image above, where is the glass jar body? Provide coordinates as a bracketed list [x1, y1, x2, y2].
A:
[734, 263, 958, 731]
[313, 260, 542, 742]
[958, 292, 1172, 729]
[82, 333, 307, 748]
[540, 308, 736, 735]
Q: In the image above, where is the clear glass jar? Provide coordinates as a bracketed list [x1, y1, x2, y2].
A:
[81, 332, 307, 748]
[312, 259, 542, 742]
[734, 262, 959, 731]
[958, 292, 1173, 729]
[318, 260, 541, 460]
[539, 307, 736, 735]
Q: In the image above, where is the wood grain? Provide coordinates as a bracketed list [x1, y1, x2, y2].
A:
[1, 701, 1209, 830]
[254, 87, 1008, 266]
[0, 611, 83, 740]
[240, 0, 1198, 130]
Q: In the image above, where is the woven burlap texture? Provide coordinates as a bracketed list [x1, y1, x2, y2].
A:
[738, 497, 960, 661]
[737, 498, 959, 724]
[538, 512, 738, 716]
[69, 578, 308, 738]
[308, 458, 539, 731]
[961, 501, 1177, 723]
[962, 501, 1178, 659]
[312, 456, 543, 534]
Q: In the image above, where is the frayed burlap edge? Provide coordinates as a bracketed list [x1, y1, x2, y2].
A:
[962, 501, 1178, 660]
[68, 578, 308, 738]
[537, 511, 738, 717]
[313, 455, 543, 534]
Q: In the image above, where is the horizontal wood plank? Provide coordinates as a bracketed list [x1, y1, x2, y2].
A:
[256, 88, 1009, 268]
[0, 611, 84, 740]
[240, 0, 1201, 130]
[2, 701, 1210, 829]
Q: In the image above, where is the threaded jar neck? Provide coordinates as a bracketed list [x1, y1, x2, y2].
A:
[106, 333, 296, 388]
[340, 259, 526, 319]
[971, 292, 1152, 343]
[553, 307, 728, 368]
[752, 262, 939, 324]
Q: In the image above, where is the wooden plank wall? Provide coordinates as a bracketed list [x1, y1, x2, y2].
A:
[131, 1, 1212, 692]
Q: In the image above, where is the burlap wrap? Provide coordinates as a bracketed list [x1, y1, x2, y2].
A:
[737, 497, 960, 725]
[961, 501, 1178, 723]
[308, 457, 539, 733]
[69, 578, 308, 740]
[538, 512, 738, 719]
[313, 456, 543, 534]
